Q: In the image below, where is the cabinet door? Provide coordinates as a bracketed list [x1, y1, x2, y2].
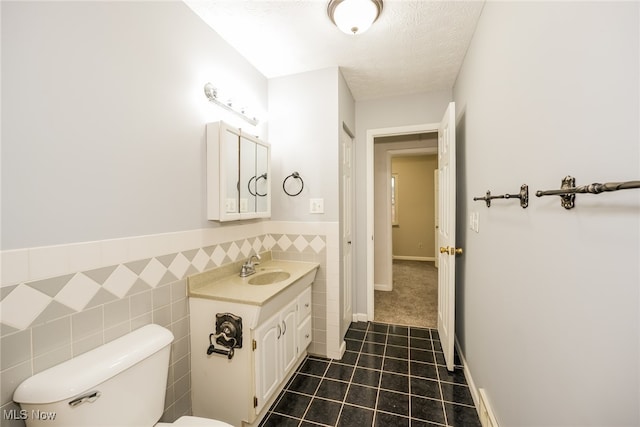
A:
[206, 122, 241, 221]
[281, 300, 298, 375]
[239, 134, 257, 214]
[254, 314, 281, 413]
[255, 142, 270, 216]
[222, 126, 240, 217]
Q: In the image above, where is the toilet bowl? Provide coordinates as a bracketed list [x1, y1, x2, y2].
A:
[13, 324, 232, 427]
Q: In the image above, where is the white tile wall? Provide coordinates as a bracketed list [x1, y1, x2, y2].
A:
[0, 221, 337, 426]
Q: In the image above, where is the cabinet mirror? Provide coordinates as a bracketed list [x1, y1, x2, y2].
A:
[207, 121, 271, 221]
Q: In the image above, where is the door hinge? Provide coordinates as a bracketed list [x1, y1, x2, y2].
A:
[253, 396, 258, 408]
[252, 339, 257, 351]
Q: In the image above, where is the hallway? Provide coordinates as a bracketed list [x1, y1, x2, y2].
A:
[374, 261, 438, 328]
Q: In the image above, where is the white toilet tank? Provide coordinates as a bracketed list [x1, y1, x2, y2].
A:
[13, 324, 174, 427]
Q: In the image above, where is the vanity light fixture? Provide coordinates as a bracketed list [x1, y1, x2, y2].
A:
[204, 82, 259, 126]
[327, 0, 383, 35]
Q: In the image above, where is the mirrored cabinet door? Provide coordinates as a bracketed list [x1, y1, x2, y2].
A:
[255, 142, 270, 215]
[223, 127, 240, 216]
[240, 135, 257, 214]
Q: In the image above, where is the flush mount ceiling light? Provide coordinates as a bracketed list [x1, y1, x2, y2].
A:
[327, 0, 383, 35]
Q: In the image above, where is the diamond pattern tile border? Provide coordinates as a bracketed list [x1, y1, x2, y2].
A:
[0, 233, 326, 332]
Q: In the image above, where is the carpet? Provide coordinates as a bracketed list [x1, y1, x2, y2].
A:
[374, 260, 438, 328]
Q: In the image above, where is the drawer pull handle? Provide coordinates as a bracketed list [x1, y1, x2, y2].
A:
[304, 303, 309, 308]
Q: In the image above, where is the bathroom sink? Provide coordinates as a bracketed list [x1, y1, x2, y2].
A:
[248, 271, 291, 285]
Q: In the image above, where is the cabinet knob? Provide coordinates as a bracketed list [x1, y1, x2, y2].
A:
[305, 303, 309, 308]
[305, 334, 310, 339]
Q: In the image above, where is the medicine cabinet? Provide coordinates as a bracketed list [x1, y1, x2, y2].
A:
[206, 121, 271, 221]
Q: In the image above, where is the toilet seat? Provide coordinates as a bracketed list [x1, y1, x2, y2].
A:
[156, 415, 234, 426]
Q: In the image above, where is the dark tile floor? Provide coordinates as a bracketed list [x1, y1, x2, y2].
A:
[259, 321, 481, 427]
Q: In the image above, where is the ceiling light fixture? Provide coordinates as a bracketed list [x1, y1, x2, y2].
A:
[327, 0, 383, 35]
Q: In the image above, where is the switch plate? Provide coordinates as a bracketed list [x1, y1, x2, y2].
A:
[473, 211, 480, 233]
[309, 198, 324, 214]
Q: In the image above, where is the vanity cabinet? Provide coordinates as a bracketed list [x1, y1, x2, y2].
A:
[206, 121, 271, 221]
[188, 261, 318, 427]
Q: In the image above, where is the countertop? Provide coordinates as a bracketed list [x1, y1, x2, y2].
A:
[187, 257, 319, 306]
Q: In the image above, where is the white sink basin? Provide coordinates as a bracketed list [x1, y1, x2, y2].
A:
[248, 270, 291, 285]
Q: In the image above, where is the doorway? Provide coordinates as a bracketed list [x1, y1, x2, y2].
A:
[372, 138, 438, 327]
[365, 123, 440, 321]
[364, 102, 458, 370]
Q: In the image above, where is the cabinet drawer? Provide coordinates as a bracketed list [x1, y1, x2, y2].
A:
[298, 316, 312, 352]
[297, 287, 312, 323]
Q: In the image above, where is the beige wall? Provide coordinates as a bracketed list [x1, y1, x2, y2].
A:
[391, 155, 437, 259]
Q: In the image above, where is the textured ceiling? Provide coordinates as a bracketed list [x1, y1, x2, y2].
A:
[185, 0, 485, 101]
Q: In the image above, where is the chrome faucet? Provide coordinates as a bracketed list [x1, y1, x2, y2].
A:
[240, 253, 261, 277]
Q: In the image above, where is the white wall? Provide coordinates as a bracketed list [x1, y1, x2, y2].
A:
[1, 1, 267, 250]
[353, 90, 451, 315]
[268, 66, 354, 357]
[453, 2, 639, 425]
[1, 2, 273, 423]
[268, 68, 340, 223]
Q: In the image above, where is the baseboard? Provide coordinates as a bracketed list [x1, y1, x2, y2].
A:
[392, 255, 435, 262]
[454, 336, 480, 413]
[374, 283, 393, 291]
[353, 313, 368, 322]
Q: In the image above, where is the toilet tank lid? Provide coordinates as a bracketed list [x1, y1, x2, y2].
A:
[13, 324, 174, 404]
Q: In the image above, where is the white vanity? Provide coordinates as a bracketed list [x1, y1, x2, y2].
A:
[187, 253, 319, 427]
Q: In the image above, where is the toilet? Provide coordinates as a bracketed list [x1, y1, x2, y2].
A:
[13, 324, 232, 427]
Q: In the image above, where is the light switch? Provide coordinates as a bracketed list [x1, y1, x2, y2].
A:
[309, 198, 324, 214]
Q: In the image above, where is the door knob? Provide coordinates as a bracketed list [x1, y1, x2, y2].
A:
[440, 246, 463, 255]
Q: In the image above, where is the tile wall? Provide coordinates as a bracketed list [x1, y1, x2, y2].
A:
[0, 225, 330, 427]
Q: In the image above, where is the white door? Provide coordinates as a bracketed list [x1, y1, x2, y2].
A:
[434, 170, 439, 269]
[341, 128, 354, 334]
[437, 102, 458, 371]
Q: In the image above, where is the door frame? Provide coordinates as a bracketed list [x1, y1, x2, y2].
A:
[340, 124, 355, 337]
[366, 123, 440, 320]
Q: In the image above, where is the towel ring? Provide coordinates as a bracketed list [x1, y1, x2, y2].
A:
[283, 172, 304, 197]
[248, 174, 268, 197]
